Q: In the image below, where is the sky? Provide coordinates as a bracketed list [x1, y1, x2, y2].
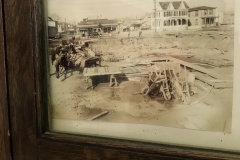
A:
[47, 0, 235, 23]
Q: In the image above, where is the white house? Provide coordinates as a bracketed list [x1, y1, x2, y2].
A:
[151, 1, 190, 31]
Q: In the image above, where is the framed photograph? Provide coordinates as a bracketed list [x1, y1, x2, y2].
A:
[45, 0, 240, 153]
[1, 0, 240, 159]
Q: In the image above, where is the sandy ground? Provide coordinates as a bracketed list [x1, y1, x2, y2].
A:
[48, 26, 234, 132]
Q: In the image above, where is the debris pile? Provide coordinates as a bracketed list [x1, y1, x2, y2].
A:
[141, 62, 194, 104]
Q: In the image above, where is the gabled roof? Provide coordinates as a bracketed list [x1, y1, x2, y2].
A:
[48, 17, 54, 21]
[189, 6, 216, 11]
[171, 1, 181, 9]
[79, 19, 118, 25]
[159, 2, 170, 10]
[183, 1, 190, 8]
[159, 1, 189, 10]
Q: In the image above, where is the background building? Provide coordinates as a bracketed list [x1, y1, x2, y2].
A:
[188, 6, 219, 29]
[78, 18, 121, 34]
[48, 17, 58, 38]
[131, 13, 151, 31]
[151, 1, 189, 31]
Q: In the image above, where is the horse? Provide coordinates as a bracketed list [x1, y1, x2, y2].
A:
[52, 46, 75, 79]
[54, 52, 75, 79]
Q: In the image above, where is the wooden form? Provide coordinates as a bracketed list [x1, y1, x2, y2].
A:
[83, 66, 122, 89]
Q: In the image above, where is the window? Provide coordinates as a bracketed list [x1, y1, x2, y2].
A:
[178, 19, 181, 25]
[195, 11, 198, 17]
[182, 19, 186, 25]
[179, 11, 181, 16]
[195, 19, 198, 25]
[204, 10, 208, 15]
[164, 12, 166, 17]
[182, 11, 185, 16]
[174, 11, 177, 16]
[209, 9, 213, 15]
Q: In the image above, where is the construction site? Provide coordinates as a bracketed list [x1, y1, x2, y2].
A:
[48, 26, 234, 133]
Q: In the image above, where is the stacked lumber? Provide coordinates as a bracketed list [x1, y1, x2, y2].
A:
[151, 56, 233, 89]
[194, 72, 233, 89]
[197, 58, 233, 67]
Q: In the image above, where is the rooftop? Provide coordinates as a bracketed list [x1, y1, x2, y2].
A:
[159, 1, 189, 10]
[78, 19, 119, 26]
[48, 17, 55, 21]
[189, 6, 216, 11]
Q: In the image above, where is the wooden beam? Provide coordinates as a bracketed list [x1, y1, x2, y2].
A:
[3, 0, 37, 159]
[194, 73, 233, 89]
[88, 111, 109, 121]
[0, 1, 11, 159]
[152, 56, 232, 88]
[167, 56, 225, 80]
[83, 66, 122, 77]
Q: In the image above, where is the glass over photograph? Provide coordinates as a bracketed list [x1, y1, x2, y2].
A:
[47, 0, 234, 133]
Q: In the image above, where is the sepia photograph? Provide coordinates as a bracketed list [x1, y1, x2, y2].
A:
[47, 0, 234, 133]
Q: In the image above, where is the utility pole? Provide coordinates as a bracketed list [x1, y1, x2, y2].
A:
[154, 0, 157, 33]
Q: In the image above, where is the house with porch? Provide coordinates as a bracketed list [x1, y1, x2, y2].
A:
[151, 1, 189, 31]
[78, 18, 121, 34]
[131, 13, 151, 31]
[188, 6, 219, 29]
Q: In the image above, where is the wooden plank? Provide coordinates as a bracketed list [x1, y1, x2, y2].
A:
[213, 82, 233, 89]
[194, 72, 233, 89]
[87, 111, 109, 121]
[167, 56, 225, 80]
[208, 79, 233, 83]
[152, 56, 225, 80]
[37, 138, 182, 160]
[3, 0, 37, 159]
[0, 1, 11, 159]
[83, 67, 122, 76]
[37, 133, 240, 160]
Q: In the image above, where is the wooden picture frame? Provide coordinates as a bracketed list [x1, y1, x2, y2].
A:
[0, 0, 240, 159]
